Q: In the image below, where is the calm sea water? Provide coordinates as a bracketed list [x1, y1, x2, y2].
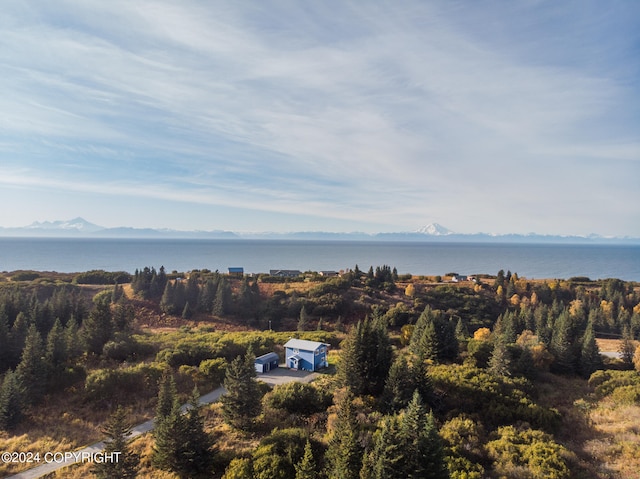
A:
[0, 238, 639, 281]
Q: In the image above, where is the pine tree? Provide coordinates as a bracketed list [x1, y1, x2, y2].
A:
[361, 415, 404, 479]
[382, 356, 415, 412]
[153, 370, 183, 474]
[16, 324, 46, 404]
[550, 311, 576, 374]
[295, 440, 318, 479]
[212, 278, 230, 316]
[173, 388, 215, 478]
[364, 392, 448, 479]
[488, 340, 511, 377]
[221, 351, 261, 430]
[326, 389, 362, 479]
[399, 391, 448, 479]
[46, 318, 67, 366]
[298, 305, 309, 332]
[580, 321, 602, 378]
[619, 326, 636, 370]
[93, 407, 140, 479]
[0, 310, 10, 372]
[64, 316, 82, 360]
[339, 317, 392, 396]
[0, 370, 25, 430]
[82, 295, 113, 355]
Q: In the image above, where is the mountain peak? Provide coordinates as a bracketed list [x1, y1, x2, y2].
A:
[26, 217, 104, 232]
[416, 223, 454, 235]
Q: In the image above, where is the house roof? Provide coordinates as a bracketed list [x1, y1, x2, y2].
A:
[255, 352, 279, 364]
[284, 338, 328, 352]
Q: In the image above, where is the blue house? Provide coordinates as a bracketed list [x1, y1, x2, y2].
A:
[254, 352, 279, 373]
[284, 339, 329, 372]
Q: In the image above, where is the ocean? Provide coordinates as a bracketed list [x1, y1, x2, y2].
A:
[0, 238, 639, 281]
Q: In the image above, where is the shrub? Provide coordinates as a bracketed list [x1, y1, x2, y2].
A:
[486, 426, 570, 479]
[263, 382, 332, 416]
[74, 270, 132, 285]
[84, 363, 163, 403]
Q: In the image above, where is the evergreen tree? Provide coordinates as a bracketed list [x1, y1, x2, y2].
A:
[398, 391, 448, 479]
[212, 278, 230, 316]
[0, 370, 25, 430]
[298, 305, 309, 332]
[580, 321, 602, 378]
[16, 324, 47, 404]
[326, 389, 362, 479]
[93, 407, 140, 479]
[10, 312, 30, 367]
[295, 440, 318, 479]
[173, 388, 215, 478]
[619, 326, 636, 370]
[361, 415, 404, 479]
[549, 311, 575, 374]
[82, 295, 113, 355]
[46, 318, 67, 366]
[382, 356, 415, 412]
[153, 370, 183, 474]
[364, 392, 448, 479]
[340, 317, 392, 396]
[112, 297, 135, 331]
[0, 310, 10, 372]
[64, 316, 82, 360]
[221, 351, 261, 430]
[488, 341, 511, 377]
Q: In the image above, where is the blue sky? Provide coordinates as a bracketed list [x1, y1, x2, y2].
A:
[1, 1, 639, 236]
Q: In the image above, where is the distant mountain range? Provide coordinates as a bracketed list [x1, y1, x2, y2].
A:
[0, 217, 638, 244]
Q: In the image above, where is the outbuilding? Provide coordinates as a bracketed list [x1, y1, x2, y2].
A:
[284, 338, 329, 372]
[254, 352, 280, 373]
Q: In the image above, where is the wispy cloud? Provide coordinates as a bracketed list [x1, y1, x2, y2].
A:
[0, 0, 638, 235]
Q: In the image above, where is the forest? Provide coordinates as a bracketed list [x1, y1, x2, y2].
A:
[1, 266, 640, 478]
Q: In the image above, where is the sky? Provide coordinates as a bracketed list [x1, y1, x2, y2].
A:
[1, 1, 639, 236]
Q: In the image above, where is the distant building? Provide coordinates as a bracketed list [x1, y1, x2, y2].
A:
[284, 338, 329, 371]
[254, 352, 279, 373]
[450, 273, 473, 282]
[269, 269, 302, 278]
[228, 267, 244, 276]
[319, 271, 339, 277]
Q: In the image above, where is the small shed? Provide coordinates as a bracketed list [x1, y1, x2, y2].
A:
[284, 339, 329, 372]
[228, 267, 244, 277]
[255, 352, 279, 373]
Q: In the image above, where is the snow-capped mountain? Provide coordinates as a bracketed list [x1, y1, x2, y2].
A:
[416, 223, 454, 235]
[26, 217, 104, 233]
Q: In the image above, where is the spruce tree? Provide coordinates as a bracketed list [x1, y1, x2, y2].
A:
[93, 407, 140, 479]
[382, 355, 415, 412]
[152, 370, 183, 474]
[361, 415, 404, 479]
[0, 370, 25, 430]
[82, 295, 113, 355]
[295, 440, 318, 479]
[46, 318, 67, 366]
[340, 317, 392, 396]
[173, 388, 215, 478]
[0, 310, 10, 372]
[221, 351, 261, 430]
[297, 305, 309, 332]
[580, 321, 602, 378]
[16, 324, 47, 404]
[488, 340, 512, 377]
[399, 391, 448, 479]
[326, 389, 362, 479]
